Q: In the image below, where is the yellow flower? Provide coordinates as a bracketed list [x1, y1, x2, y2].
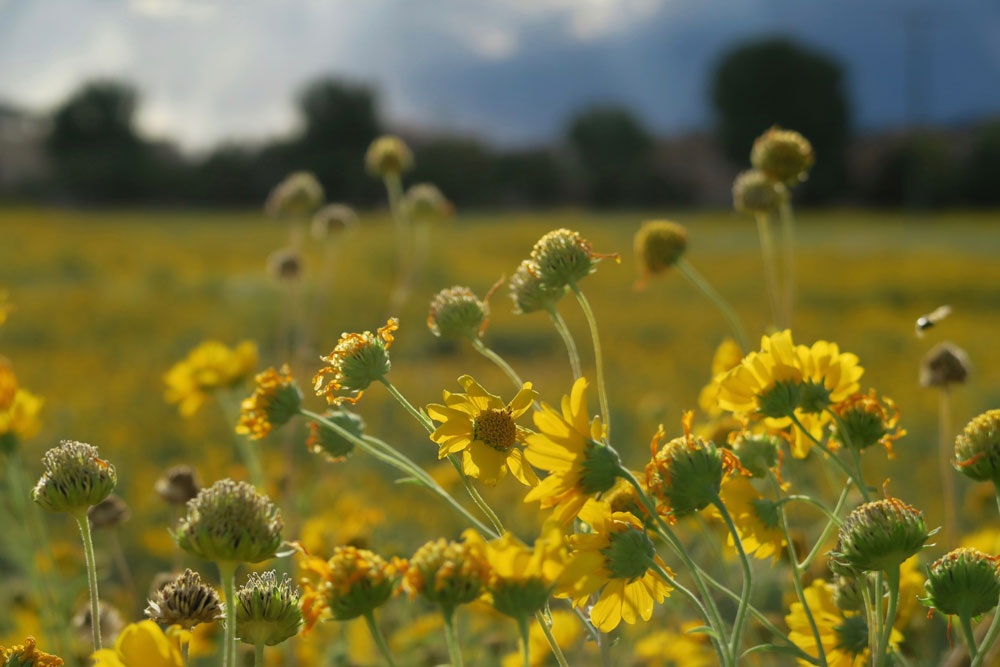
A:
[633, 624, 716, 667]
[715, 475, 786, 563]
[426, 375, 538, 487]
[717, 330, 803, 415]
[297, 544, 403, 629]
[0, 388, 43, 443]
[90, 621, 185, 667]
[400, 532, 490, 610]
[236, 365, 302, 440]
[786, 579, 900, 667]
[164, 340, 258, 417]
[313, 319, 397, 405]
[523, 378, 612, 524]
[697, 338, 744, 417]
[0, 637, 62, 666]
[500, 610, 582, 667]
[558, 501, 672, 632]
[797, 340, 864, 409]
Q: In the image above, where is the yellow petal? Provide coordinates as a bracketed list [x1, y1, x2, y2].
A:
[506, 448, 539, 487]
[591, 580, 625, 632]
[463, 442, 508, 486]
[507, 382, 537, 418]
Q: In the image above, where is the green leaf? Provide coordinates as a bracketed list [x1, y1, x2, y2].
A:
[684, 625, 722, 641]
[742, 644, 819, 665]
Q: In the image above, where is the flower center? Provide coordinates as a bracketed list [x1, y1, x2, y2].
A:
[474, 409, 517, 451]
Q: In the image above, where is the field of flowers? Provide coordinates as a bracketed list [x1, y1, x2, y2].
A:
[2, 134, 1000, 667]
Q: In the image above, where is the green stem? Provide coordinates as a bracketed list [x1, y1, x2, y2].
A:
[973, 605, 1000, 667]
[790, 412, 871, 501]
[467, 336, 525, 391]
[755, 212, 785, 328]
[712, 494, 754, 661]
[960, 612, 979, 662]
[218, 561, 238, 667]
[74, 512, 102, 651]
[380, 378, 434, 433]
[650, 560, 728, 666]
[860, 578, 877, 667]
[777, 495, 843, 526]
[443, 609, 464, 667]
[779, 199, 797, 327]
[534, 610, 570, 667]
[676, 258, 750, 352]
[598, 631, 611, 667]
[447, 454, 505, 536]
[874, 566, 900, 667]
[874, 571, 884, 648]
[800, 483, 851, 571]
[383, 171, 413, 318]
[569, 283, 610, 440]
[364, 610, 398, 667]
[770, 475, 827, 667]
[254, 642, 265, 667]
[517, 615, 531, 667]
[546, 306, 583, 380]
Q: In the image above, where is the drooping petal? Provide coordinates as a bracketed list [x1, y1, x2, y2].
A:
[506, 448, 539, 486]
[463, 441, 509, 486]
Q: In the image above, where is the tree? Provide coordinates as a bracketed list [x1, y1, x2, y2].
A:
[566, 106, 655, 206]
[711, 38, 851, 200]
[963, 120, 1000, 205]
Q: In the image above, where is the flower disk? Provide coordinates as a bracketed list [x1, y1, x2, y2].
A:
[31, 440, 117, 515]
[235, 571, 303, 647]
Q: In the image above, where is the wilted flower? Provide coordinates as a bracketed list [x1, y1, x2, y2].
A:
[266, 248, 303, 281]
[88, 494, 130, 529]
[750, 126, 815, 185]
[145, 569, 223, 629]
[919, 341, 970, 388]
[234, 571, 303, 647]
[31, 441, 117, 515]
[298, 545, 403, 628]
[645, 413, 730, 518]
[73, 602, 124, 648]
[313, 319, 398, 405]
[401, 533, 490, 613]
[921, 548, 1000, 619]
[236, 365, 302, 440]
[732, 169, 788, 216]
[831, 390, 905, 458]
[265, 171, 324, 218]
[155, 465, 201, 505]
[365, 135, 413, 177]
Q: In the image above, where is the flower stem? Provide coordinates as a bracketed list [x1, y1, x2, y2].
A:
[938, 387, 957, 546]
[467, 336, 525, 391]
[712, 494, 753, 661]
[447, 454, 505, 536]
[569, 283, 610, 439]
[218, 561, 238, 667]
[770, 475, 828, 667]
[960, 612, 979, 662]
[380, 378, 434, 433]
[972, 605, 1000, 667]
[534, 610, 570, 667]
[74, 512, 102, 651]
[546, 306, 583, 380]
[874, 566, 900, 667]
[650, 560, 728, 666]
[860, 577, 877, 667]
[676, 258, 750, 352]
[383, 171, 414, 318]
[517, 615, 531, 667]
[254, 642, 265, 667]
[790, 412, 870, 501]
[755, 212, 785, 328]
[443, 609, 464, 667]
[778, 199, 797, 327]
[799, 483, 851, 571]
[364, 610, 398, 667]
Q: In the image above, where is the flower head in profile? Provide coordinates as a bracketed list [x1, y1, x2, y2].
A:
[236, 365, 302, 440]
[401, 532, 490, 612]
[31, 441, 117, 515]
[164, 340, 258, 417]
[954, 409, 1000, 485]
[633, 220, 687, 288]
[751, 126, 815, 185]
[714, 475, 785, 563]
[427, 375, 538, 487]
[733, 169, 788, 215]
[0, 637, 63, 666]
[528, 229, 618, 291]
[311, 203, 358, 239]
[90, 621, 185, 667]
[405, 183, 453, 220]
[559, 501, 673, 632]
[306, 409, 364, 463]
[297, 544, 403, 629]
[427, 285, 492, 341]
[365, 135, 413, 177]
[145, 569, 223, 630]
[235, 571, 303, 647]
[265, 171, 324, 218]
[313, 319, 398, 405]
[831, 390, 905, 459]
[831, 495, 931, 574]
[508, 259, 566, 315]
[523, 378, 621, 524]
[921, 548, 1000, 620]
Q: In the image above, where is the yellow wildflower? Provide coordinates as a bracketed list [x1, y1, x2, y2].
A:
[715, 475, 786, 563]
[697, 338, 744, 417]
[426, 375, 538, 487]
[401, 532, 490, 611]
[0, 388, 43, 444]
[0, 637, 62, 666]
[236, 365, 302, 440]
[500, 610, 581, 667]
[313, 319, 398, 406]
[90, 621, 185, 667]
[297, 544, 403, 629]
[633, 623, 716, 666]
[164, 340, 258, 417]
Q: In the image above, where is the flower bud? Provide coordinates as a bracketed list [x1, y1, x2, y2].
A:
[508, 260, 564, 315]
[266, 248, 303, 282]
[490, 579, 553, 621]
[731, 433, 780, 479]
[832, 575, 866, 612]
[31, 441, 117, 515]
[732, 169, 788, 216]
[529, 229, 615, 290]
[405, 183, 452, 220]
[919, 342, 970, 388]
[634, 220, 687, 281]
[645, 418, 725, 517]
[750, 126, 814, 185]
[831, 390, 905, 457]
[236, 365, 302, 440]
[922, 548, 1000, 618]
[305, 546, 400, 621]
[265, 171, 324, 218]
[954, 409, 1000, 485]
[306, 409, 364, 462]
[235, 571, 303, 647]
[311, 204, 358, 239]
[401, 537, 489, 612]
[313, 319, 398, 405]
[155, 465, 200, 505]
[0, 637, 63, 666]
[831, 498, 930, 573]
[365, 135, 413, 177]
[173, 479, 283, 564]
[145, 568, 223, 629]
[88, 494, 130, 529]
[427, 286, 488, 340]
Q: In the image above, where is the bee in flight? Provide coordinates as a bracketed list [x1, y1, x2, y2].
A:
[915, 305, 951, 338]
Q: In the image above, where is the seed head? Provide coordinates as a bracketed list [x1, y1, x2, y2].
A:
[634, 220, 687, 284]
[365, 135, 413, 177]
[155, 465, 201, 505]
[750, 126, 815, 185]
[235, 571, 303, 647]
[529, 229, 616, 290]
[311, 204, 358, 239]
[145, 568, 224, 629]
[922, 548, 1000, 618]
[266, 248, 303, 282]
[236, 365, 302, 440]
[427, 286, 488, 340]
[920, 342, 970, 388]
[173, 479, 283, 564]
[88, 494, 130, 529]
[31, 441, 117, 515]
[954, 409, 1000, 485]
[73, 601, 124, 647]
[405, 183, 452, 220]
[732, 169, 788, 216]
[831, 497, 930, 573]
[306, 409, 364, 462]
[402, 537, 489, 612]
[265, 171, 324, 218]
[313, 319, 398, 405]
[508, 260, 565, 315]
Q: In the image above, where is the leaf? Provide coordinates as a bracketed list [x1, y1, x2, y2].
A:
[684, 625, 722, 641]
[742, 644, 819, 665]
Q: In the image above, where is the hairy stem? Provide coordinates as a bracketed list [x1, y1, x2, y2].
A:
[443, 609, 464, 667]
[74, 513, 102, 651]
[534, 610, 570, 667]
[467, 336, 525, 391]
[218, 561, 238, 667]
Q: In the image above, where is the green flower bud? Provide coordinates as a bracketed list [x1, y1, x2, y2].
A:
[235, 571, 303, 646]
[732, 433, 780, 478]
[954, 409, 1000, 485]
[831, 391, 904, 456]
[922, 548, 1000, 618]
[634, 220, 687, 279]
[529, 228, 615, 290]
[405, 183, 452, 220]
[265, 171, 324, 218]
[732, 169, 788, 216]
[173, 479, 283, 564]
[402, 537, 489, 612]
[365, 135, 413, 177]
[31, 441, 117, 515]
[508, 260, 565, 315]
[145, 568, 223, 629]
[831, 498, 931, 573]
[318, 547, 400, 620]
[490, 578, 552, 620]
[306, 409, 364, 462]
[427, 286, 488, 340]
[311, 204, 358, 239]
[750, 126, 815, 185]
[645, 424, 724, 517]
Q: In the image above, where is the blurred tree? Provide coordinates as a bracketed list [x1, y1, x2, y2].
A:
[963, 119, 1000, 205]
[492, 149, 567, 207]
[867, 134, 959, 209]
[711, 38, 850, 201]
[46, 80, 156, 201]
[411, 138, 496, 206]
[566, 106, 656, 207]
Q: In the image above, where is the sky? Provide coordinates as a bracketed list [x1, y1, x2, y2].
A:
[1, 0, 998, 153]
